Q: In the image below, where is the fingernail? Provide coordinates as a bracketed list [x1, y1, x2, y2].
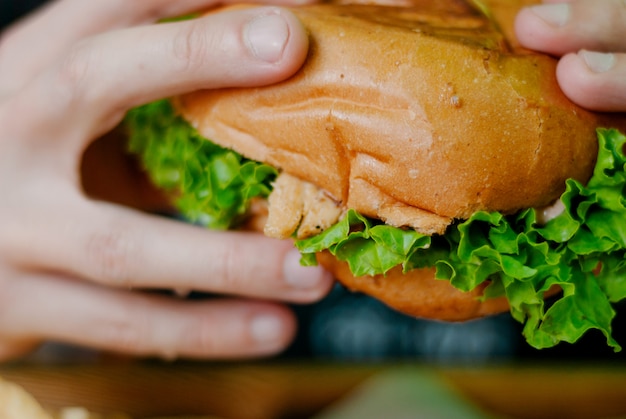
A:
[283, 248, 326, 289]
[530, 4, 570, 27]
[244, 11, 290, 63]
[580, 50, 615, 73]
[250, 314, 284, 344]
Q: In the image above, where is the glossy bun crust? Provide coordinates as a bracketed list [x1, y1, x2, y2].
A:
[177, 0, 622, 320]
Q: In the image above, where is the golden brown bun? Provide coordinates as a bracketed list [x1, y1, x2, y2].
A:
[176, 0, 625, 320]
[317, 252, 511, 321]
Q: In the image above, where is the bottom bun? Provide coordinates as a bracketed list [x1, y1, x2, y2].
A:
[246, 206, 512, 321]
[316, 251, 511, 321]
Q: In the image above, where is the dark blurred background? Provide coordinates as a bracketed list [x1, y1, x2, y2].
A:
[285, 284, 626, 364]
[3, 0, 626, 366]
[0, 0, 42, 28]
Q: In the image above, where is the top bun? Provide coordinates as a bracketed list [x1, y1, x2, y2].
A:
[176, 0, 607, 235]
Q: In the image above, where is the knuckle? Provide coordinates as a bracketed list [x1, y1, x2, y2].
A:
[101, 314, 147, 355]
[85, 226, 137, 287]
[606, 1, 626, 42]
[212, 241, 245, 292]
[195, 319, 220, 355]
[54, 41, 93, 108]
[171, 20, 219, 74]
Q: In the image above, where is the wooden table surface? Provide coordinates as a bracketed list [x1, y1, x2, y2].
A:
[1, 359, 626, 419]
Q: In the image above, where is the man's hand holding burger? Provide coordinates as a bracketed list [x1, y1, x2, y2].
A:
[0, 0, 333, 361]
[516, 0, 626, 112]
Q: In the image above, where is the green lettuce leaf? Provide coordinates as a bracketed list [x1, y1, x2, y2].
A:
[125, 100, 276, 230]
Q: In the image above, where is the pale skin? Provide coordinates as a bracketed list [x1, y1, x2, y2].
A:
[0, 0, 623, 362]
[515, 0, 626, 111]
[0, 0, 334, 361]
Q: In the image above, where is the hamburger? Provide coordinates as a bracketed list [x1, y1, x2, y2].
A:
[125, 0, 626, 350]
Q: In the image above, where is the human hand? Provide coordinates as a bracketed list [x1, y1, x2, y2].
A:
[0, 0, 332, 361]
[515, 0, 626, 112]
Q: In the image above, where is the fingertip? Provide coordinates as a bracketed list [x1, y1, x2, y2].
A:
[514, 6, 567, 55]
[555, 53, 596, 107]
[282, 247, 334, 303]
[242, 7, 309, 83]
[280, 8, 310, 70]
[513, 7, 539, 49]
[248, 304, 297, 355]
[578, 50, 616, 75]
[555, 52, 623, 112]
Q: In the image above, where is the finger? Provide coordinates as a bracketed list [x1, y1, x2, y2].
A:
[515, 0, 626, 56]
[0, 272, 297, 360]
[553, 51, 626, 111]
[12, 6, 309, 144]
[2, 188, 332, 303]
[0, 0, 316, 95]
